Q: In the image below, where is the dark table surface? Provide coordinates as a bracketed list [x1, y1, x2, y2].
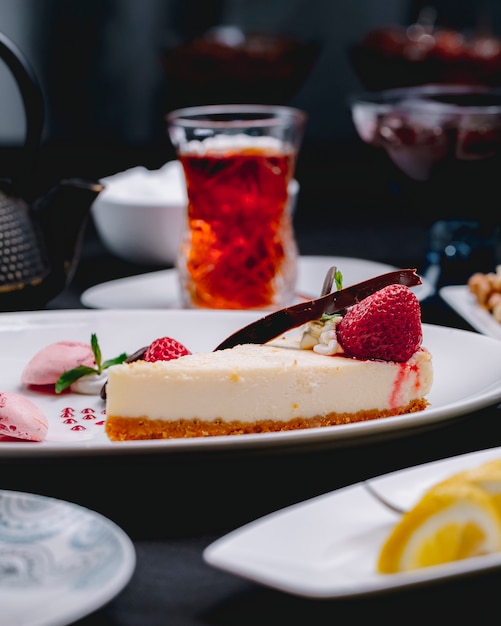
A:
[2, 140, 501, 625]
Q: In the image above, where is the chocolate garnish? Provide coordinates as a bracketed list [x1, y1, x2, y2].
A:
[214, 269, 421, 351]
[100, 346, 148, 400]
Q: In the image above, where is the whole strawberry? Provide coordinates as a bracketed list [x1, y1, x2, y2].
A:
[336, 284, 422, 362]
[143, 336, 191, 362]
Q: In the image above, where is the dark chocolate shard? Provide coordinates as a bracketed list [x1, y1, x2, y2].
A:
[214, 269, 421, 351]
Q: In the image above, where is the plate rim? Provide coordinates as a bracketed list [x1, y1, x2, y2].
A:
[80, 255, 434, 309]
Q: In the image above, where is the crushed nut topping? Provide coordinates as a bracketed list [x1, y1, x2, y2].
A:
[300, 316, 343, 355]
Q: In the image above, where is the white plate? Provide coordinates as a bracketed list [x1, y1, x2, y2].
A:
[204, 446, 501, 598]
[0, 309, 500, 458]
[440, 284, 501, 340]
[80, 255, 434, 309]
[0, 490, 135, 625]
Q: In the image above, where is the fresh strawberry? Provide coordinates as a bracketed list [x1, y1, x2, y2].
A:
[143, 337, 191, 362]
[336, 284, 422, 362]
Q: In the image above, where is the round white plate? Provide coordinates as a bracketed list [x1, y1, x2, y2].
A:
[80, 255, 434, 309]
[204, 446, 501, 599]
[0, 309, 500, 457]
[0, 490, 135, 625]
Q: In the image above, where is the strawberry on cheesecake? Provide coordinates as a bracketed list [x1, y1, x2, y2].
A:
[104, 271, 433, 441]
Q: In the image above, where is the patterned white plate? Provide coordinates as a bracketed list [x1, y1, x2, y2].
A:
[0, 490, 135, 625]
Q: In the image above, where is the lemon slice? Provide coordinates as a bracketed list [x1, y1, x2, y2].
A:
[450, 459, 501, 515]
[378, 479, 501, 574]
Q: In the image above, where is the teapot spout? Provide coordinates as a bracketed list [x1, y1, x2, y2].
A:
[33, 178, 104, 303]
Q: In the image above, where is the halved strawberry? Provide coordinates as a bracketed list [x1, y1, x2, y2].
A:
[336, 284, 422, 362]
[143, 337, 191, 362]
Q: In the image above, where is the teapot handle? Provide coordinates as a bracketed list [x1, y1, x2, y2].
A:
[0, 31, 44, 193]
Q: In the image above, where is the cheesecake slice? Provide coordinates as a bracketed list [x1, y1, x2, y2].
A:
[105, 342, 432, 441]
[104, 272, 433, 441]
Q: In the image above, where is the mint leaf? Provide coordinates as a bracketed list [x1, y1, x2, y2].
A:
[334, 270, 343, 291]
[321, 313, 341, 322]
[102, 353, 128, 370]
[54, 334, 128, 394]
[91, 333, 102, 370]
[55, 366, 99, 393]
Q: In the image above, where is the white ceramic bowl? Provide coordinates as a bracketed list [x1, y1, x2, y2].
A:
[92, 161, 299, 266]
[91, 161, 188, 266]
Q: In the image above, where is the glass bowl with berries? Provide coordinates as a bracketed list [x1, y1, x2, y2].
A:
[349, 10, 501, 92]
[349, 83, 501, 289]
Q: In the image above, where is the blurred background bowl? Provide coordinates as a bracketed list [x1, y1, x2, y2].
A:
[349, 83, 501, 286]
[350, 8, 501, 92]
[91, 161, 188, 266]
[91, 160, 299, 267]
[160, 26, 320, 110]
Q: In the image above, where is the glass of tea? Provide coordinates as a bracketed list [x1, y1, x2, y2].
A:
[350, 85, 501, 288]
[167, 104, 306, 309]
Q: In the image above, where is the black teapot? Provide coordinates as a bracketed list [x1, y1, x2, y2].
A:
[0, 31, 103, 311]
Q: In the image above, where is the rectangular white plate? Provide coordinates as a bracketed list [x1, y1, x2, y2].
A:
[440, 284, 501, 340]
[204, 447, 501, 598]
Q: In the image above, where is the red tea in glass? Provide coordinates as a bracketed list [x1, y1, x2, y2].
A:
[167, 105, 306, 310]
[178, 146, 297, 309]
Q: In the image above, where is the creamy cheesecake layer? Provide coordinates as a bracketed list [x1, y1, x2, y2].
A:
[105, 344, 433, 441]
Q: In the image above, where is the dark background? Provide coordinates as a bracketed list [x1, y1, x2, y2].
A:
[0, 4, 498, 155]
[2, 6, 501, 623]
[0, 0, 500, 261]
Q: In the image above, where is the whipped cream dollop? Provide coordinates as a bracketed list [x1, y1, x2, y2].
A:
[70, 370, 110, 395]
[300, 317, 344, 356]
